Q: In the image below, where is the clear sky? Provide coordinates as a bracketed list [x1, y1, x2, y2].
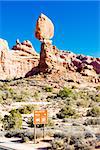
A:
[0, 1, 100, 57]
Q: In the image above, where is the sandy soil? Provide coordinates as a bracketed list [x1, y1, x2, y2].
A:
[0, 136, 52, 150]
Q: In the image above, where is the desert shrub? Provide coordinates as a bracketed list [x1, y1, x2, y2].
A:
[96, 86, 100, 91]
[33, 91, 40, 100]
[54, 132, 67, 139]
[3, 109, 22, 130]
[13, 92, 28, 102]
[0, 115, 2, 123]
[5, 130, 26, 138]
[47, 118, 54, 126]
[74, 139, 95, 150]
[27, 117, 34, 127]
[0, 93, 3, 104]
[5, 129, 43, 141]
[44, 86, 53, 92]
[84, 118, 100, 125]
[57, 106, 76, 119]
[84, 132, 94, 139]
[52, 132, 96, 150]
[95, 94, 100, 102]
[77, 91, 90, 101]
[76, 100, 89, 107]
[71, 85, 77, 89]
[2, 91, 9, 100]
[21, 136, 29, 143]
[10, 105, 37, 114]
[69, 134, 84, 145]
[58, 87, 72, 99]
[51, 138, 65, 150]
[5, 132, 13, 138]
[15, 105, 35, 114]
[87, 106, 100, 117]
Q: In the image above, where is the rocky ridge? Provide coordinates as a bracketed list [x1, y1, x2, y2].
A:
[0, 13, 100, 82]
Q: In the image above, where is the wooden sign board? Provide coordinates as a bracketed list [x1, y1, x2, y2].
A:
[34, 110, 48, 125]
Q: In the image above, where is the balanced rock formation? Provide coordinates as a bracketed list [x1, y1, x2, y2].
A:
[34, 13, 100, 83]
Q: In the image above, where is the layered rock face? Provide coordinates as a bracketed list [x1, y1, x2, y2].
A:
[0, 39, 39, 79]
[0, 14, 100, 82]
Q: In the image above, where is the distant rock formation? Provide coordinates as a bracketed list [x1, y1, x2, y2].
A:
[0, 38, 39, 79]
[12, 39, 37, 55]
[0, 14, 100, 83]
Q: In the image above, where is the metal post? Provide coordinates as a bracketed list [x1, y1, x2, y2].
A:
[43, 124, 45, 140]
[34, 124, 36, 144]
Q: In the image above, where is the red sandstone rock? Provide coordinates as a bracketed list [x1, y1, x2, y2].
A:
[0, 38, 9, 50]
[12, 39, 37, 55]
[91, 60, 100, 74]
[35, 13, 54, 41]
[0, 39, 39, 79]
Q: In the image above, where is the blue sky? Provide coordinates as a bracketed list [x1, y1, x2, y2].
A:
[0, 1, 100, 57]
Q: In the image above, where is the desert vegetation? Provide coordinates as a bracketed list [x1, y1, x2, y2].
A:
[0, 76, 100, 149]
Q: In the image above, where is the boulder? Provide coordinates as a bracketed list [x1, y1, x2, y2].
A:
[35, 13, 54, 41]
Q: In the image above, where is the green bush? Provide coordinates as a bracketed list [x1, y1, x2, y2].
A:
[76, 100, 89, 107]
[54, 132, 67, 139]
[0, 93, 3, 104]
[74, 139, 95, 150]
[96, 86, 100, 91]
[57, 106, 76, 119]
[95, 94, 100, 102]
[5, 129, 46, 142]
[0, 115, 2, 123]
[44, 86, 53, 92]
[58, 87, 72, 99]
[3, 109, 22, 130]
[51, 138, 65, 150]
[87, 106, 100, 117]
[21, 136, 30, 143]
[47, 118, 54, 126]
[27, 117, 34, 127]
[11, 105, 36, 114]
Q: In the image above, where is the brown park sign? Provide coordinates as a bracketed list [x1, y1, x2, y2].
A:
[34, 110, 48, 125]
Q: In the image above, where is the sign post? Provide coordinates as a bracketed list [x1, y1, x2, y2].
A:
[33, 110, 48, 143]
[43, 124, 45, 140]
[34, 124, 36, 144]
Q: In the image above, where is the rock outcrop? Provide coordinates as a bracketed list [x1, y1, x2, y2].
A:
[0, 14, 100, 83]
[12, 39, 37, 56]
[0, 39, 9, 50]
[34, 14, 100, 79]
[0, 39, 39, 79]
